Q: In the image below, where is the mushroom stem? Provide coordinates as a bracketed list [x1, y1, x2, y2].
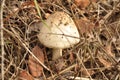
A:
[52, 48, 62, 60]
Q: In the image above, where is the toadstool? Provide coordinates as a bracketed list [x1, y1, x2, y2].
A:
[38, 12, 80, 60]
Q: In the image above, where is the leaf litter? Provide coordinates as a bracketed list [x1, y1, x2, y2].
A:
[2, 0, 120, 80]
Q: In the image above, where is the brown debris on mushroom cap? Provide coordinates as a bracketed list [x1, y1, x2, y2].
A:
[38, 12, 80, 49]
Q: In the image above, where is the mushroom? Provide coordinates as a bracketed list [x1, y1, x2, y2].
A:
[38, 12, 80, 60]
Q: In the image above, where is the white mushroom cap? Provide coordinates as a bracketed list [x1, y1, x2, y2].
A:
[38, 12, 80, 49]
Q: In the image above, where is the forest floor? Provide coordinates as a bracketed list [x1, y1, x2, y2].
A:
[1, 0, 120, 80]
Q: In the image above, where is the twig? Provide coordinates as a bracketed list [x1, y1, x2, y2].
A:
[47, 64, 77, 80]
[3, 27, 51, 72]
[68, 76, 94, 80]
[76, 49, 93, 80]
[0, 0, 6, 80]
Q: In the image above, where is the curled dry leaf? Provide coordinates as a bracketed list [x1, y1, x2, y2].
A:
[74, 0, 90, 9]
[18, 70, 34, 80]
[74, 0, 98, 9]
[74, 19, 95, 34]
[28, 46, 44, 77]
[98, 57, 112, 68]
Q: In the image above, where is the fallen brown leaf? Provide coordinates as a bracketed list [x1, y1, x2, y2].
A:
[74, 19, 95, 34]
[74, 0, 98, 9]
[69, 51, 74, 63]
[98, 57, 112, 68]
[45, 13, 51, 19]
[74, 0, 90, 9]
[21, 1, 35, 9]
[81, 67, 95, 77]
[18, 70, 34, 80]
[55, 59, 66, 72]
[105, 43, 115, 58]
[28, 46, 44, 77]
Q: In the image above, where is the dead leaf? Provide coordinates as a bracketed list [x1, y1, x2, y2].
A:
[98, 57, 112, 68]
[74, 0, 98, 9]
[45, 13, 51, 19]
[28, 46, 44, 77]
[81, 68, 95, 77]
[11, 1, 35, 13]
[105, 43, 115, 58]
[69, 51, 74, 63]
[18, 70, 34, 80]
[55, 59, 66, 72]
[74, 0, 90, 9]
[74, 19, 95, 34]
[74, 64, 95, 77]
[21, 1, 35, 9]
